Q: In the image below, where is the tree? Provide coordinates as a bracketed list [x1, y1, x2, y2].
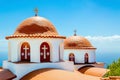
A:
[104, 58, 120, 77]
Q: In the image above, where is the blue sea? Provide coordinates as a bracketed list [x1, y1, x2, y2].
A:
[96, 52, 120, 67]
[0, 52, 8, 66]
[0, 52, 120, 67]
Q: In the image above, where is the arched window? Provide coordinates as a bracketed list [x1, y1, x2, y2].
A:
[69, 53, 75, 62]
[40, 42, 50, 62]
[84, 53, 89, 63]
[20, 42, 30, 61]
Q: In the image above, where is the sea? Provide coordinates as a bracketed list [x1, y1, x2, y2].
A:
[0, 52, 120, 68]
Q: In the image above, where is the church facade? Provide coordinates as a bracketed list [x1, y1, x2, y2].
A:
[63, 33, 96, 64]
[6, 17, 65, 63]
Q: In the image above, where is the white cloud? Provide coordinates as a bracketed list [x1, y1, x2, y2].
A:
[85, 35, 120, 53]
[85, 35, 120, 41]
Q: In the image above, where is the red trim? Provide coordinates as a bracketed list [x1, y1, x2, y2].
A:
[20, 42, 30, 61]
[69, 53, 75, 62]
[84, 53, 89, 63]
[40, 42, 50, 62]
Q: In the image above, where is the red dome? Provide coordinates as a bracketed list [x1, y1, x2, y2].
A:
[6, 16, 65, 39]
[64, 35, 96, 49]
[14, 16, 58, 35]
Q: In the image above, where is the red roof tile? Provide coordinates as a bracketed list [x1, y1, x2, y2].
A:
[0, 69, 16, 80]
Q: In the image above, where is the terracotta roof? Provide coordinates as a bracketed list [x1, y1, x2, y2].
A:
[6, 16, 65, 39]
[6, 35, 66, 39]
[20, 68, 100, 80]
[0, 69, 16, 80]
[64, 35, 96, 49]
[79, 67, 108, 77]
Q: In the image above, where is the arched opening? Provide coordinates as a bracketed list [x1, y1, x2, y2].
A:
[69, 53, 75, 62]
[20, 42, 30, 61]
[84, 53, 89, 63]
[78, 65, 94, 71]
[40, 42, 50, 62]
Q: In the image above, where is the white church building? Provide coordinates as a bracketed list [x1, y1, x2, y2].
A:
[2, 11, 104, 80]
[6, 16, 65, 63]
[63, 31, 96, 64]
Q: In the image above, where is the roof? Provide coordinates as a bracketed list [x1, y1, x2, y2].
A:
[6, 16, 66, 39]
[0, 69, 16, 80]
[64, 35, 96, 49]
[79, 67, 108, 77]
[20, 68, 100, 80]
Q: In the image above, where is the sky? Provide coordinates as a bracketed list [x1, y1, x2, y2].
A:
[0, 0, 120, 53]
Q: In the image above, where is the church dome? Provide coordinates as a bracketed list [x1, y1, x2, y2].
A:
[20, 68, 89, 80]
[20, 68, 101, 80]
[64, 33, 96, 49]
[6, 16, 65, 39]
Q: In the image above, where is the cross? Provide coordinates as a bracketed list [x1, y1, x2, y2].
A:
[74, 29, 77, 36]
[23, 45, 29, 59]
[34, 8, 38, 16]
[42, 45, 48, 59]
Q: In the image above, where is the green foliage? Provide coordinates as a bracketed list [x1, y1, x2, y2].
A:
[104, 58, 120, 77]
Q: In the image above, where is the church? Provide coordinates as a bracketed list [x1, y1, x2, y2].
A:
[0, 9, 106, 80]
[5, 16, 65, 63]
[64, 31, 96, 64]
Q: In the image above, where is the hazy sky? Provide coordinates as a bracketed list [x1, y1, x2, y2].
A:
[0, 0, 120, 53]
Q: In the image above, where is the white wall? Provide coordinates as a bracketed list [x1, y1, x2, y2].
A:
[60, 43, 64, 60]
[64, 49, 96, 63]
[3, 61, 74, 80]
[8, 40, 11, 61]
[9, 39, 19, 62]
[8, 38, 64, 63]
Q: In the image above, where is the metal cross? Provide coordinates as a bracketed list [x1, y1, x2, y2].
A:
[23, 45, 29, 59]
[34, 8, 38, 16]
[42, 45, 48, 59]
[74, 29, 77, 36]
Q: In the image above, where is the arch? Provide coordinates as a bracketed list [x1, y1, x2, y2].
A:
[78, 65, 94, 71]
[84, 53, 89, 63]
[20, 42, 30, 61]
[40, 42, 50, 62]
[69, 53, 75, 62]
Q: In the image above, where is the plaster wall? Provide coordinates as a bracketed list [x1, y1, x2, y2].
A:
[8, 38, 64, 62]
[64, 49, 96, 63]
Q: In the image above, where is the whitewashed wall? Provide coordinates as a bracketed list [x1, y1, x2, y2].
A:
[8, 38, 64, 63]
[60, 43, 64, 60]
[8, 40, 11, 61]
[3, 61, 74, 80]
[64, 49, 96, 63]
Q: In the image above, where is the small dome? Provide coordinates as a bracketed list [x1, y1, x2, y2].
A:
[64, 35, 96, 49]
[6, 16, 65, 39]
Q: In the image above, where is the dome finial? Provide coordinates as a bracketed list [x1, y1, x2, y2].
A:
[34, 8, 39, 16]
[74, 29, 77, 36]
